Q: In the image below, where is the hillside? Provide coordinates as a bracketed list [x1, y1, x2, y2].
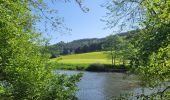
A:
[48, 30, 138, 57]
[49, 38, 105, 56]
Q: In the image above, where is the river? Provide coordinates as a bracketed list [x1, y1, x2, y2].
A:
[56, 70, 144, 100]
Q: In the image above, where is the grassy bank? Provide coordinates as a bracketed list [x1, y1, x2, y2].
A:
[49, 52, 129, 72]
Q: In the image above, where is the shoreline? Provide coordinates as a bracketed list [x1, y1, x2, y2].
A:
[49, 62, 129, 73]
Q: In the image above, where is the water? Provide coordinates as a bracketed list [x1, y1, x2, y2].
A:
[56, 70, 141, 100]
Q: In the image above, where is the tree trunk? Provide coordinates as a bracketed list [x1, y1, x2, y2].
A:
[114, 50, 116, 66]
[112, 55, 113, 66]
[114, 57, 116, 66]
[123, 56, 125, 65]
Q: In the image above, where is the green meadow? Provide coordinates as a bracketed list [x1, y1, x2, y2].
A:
[49, 52, 127, 71]
[50, 52, 112, 64]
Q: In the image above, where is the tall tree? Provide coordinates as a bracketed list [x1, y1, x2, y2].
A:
[120, 37, 136, 65]
[104, 0, 170, 99]
[0, 0, 81, 99]
[103, 35, 123, 66]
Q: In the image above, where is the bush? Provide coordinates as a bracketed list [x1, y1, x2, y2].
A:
[86, 63, 105, 71]
[0, 1, 81, 99]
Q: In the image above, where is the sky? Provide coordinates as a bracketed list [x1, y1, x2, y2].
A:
[36, 0, 117, 44]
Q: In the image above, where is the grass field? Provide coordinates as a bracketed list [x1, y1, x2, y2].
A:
[48, 52, 128, 72]
[50, 52, 113, 64]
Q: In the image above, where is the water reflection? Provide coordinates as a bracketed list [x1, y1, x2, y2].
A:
[56, 70, 139, 100]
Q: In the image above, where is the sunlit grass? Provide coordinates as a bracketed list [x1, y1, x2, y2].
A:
[50, 51, 125, 64]
[50, 52, 113, 64]
[49, 52, 129, 71]
[57, 59, 111, 64]
[59, 52, 108, 59]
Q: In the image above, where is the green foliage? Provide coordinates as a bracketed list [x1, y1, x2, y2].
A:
[48, 38, 104, 56]
[0, 0, 81, 99]
[48, 62, 89, 70]
[134, 1, 170, 91]
[103, 35, 124, 65]
[49, 41, 65, 56]
[48, 61, 128, 72]
[103, 35, 136, 66]
[48, 31, 134, 56]
[105, 0, 170, 99]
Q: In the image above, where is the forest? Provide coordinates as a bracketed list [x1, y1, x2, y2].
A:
[48, 30, 135, 56]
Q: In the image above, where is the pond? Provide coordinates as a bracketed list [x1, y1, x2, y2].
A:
[56, 70, 145, 100]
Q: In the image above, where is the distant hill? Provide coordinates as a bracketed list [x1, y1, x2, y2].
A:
[49, 38, 105, 57]
[48, 30, 138, 57]
[65, 38, 105, 50]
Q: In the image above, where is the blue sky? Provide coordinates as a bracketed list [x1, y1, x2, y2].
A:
[36, 0, 117, 44]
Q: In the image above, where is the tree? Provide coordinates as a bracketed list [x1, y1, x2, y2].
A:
[104, 0, 170, 99]
[0, 1, 82, 99]
[119, 37, 136, 65]
[103, 35, 123, 66]
[49, 38, 104, 55]
[103, 34, 136, 66]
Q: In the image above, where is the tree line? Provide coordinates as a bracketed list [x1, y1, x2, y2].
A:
[49, 38, 104, 57]
[48, 31, 134, 57]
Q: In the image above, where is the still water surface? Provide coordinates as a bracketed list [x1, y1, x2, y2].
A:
[56, 70, 142, 100]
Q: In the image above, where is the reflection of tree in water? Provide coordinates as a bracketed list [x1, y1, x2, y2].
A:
[99, 73, 139, 99]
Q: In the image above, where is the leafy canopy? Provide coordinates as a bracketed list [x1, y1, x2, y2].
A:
[104, 0, 170, 99]
[0, 0, 81, 99]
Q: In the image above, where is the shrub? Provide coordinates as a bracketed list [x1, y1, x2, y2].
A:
[86, 63, 105, 71]
[0, 1, 81, 99]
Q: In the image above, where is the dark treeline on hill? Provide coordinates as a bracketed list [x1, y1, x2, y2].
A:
[49, 38, 105, 57]
[49, 30, 137, 58]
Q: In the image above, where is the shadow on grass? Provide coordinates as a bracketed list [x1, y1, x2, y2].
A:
[48, 62, 128, 73]
[86, 63, 128, 72]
